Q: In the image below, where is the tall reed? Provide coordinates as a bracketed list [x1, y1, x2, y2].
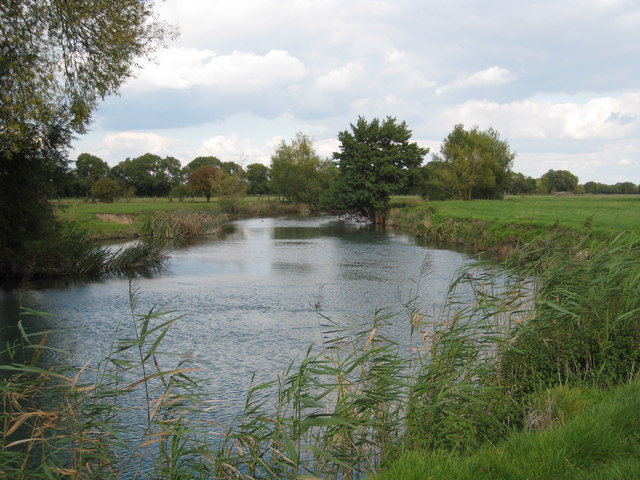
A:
[0, 283, 210, 479]
[139, 210, 228, 239]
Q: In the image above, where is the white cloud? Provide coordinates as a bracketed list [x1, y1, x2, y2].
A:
[315, 138, 341, 159]
[74, 132, 185, 165]
[128, 48, 306, 91]
[514, 139, 640, 183]
[438, 94, 640, 140]
[457, 66, 516, 88]
[316, 62, 364, 92]
[437, 66, 516, 94]
[197, 134, 270, 166]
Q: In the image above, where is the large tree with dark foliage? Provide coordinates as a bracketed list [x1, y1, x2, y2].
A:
[326, 116, 428, 214]
[0, 0, 172, 276]
[112, 154, 182, 197]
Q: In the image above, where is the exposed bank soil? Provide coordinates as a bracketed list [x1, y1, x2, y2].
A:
[95, 213, 136, 224]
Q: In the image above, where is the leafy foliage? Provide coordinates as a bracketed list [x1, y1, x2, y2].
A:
[90, 177, 122, 202]
[186, 165, 246, 206]
[0, 0, 172, 277]
[327, 116, 428, 213]
[584, 181, 639, 194]
[182, 156, 223, 178]
[423, 124, 515, 200]
[270, 132, 337, 206]
[246, 162, 271, 196]
[538, 169, 579, 193]
[112, 153, 182, 197]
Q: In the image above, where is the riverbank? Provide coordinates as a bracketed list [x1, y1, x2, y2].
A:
[54, 196, 310, 239]
[56, 194, 640, 243]
[385, 194, 640, 255]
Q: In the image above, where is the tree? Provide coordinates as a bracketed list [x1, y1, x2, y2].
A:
[246, 163, 271, 196]
[182, 156, 222, 178]
[0, 0, 172, 276]
[270, 133, 336, 206]
[539, 169, 579, 193]
[505, 171, 537, 195]
[187, 166, 219, 202]
[327, 116, 428, 213]
[112, 154, 182, 197]
[186, 166, 246, 203]
[90, 177, 122, 203]
[423, 124, 515, 200]
[221, 161, 245, 177]
[74, 153, 111, 196]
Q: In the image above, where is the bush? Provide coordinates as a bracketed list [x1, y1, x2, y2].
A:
[90, 177, 122, 202]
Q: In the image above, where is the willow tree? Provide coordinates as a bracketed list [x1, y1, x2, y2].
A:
[270, 133, 336, 207]
[424, 125, 515, 200]
[0, 0, 174, 275]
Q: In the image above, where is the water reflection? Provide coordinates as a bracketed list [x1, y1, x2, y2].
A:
[0, 216, 472, 425]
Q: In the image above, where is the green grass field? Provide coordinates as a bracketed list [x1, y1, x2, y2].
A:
[423, 195, 639, 236]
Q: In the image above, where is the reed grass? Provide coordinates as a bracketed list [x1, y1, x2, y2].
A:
[138, 210, 229, 239]
[13, 219, 168, 279]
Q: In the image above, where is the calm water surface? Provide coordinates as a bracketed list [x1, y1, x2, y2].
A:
[1, 216, 472, 424]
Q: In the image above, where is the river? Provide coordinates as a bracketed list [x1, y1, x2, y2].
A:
[1, 215, 473, 427]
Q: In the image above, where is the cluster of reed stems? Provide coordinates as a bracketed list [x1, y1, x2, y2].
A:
[139, 210, 229, 239]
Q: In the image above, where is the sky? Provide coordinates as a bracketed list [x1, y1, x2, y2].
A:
[71, 0, 640, 184]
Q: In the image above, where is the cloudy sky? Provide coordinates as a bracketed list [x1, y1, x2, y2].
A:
[71, 0, 640, 184]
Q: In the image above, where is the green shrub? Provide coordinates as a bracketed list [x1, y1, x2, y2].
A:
[90, 177, 122, 202]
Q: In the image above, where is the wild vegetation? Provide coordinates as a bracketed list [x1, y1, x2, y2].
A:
[2, 230, 638, 479]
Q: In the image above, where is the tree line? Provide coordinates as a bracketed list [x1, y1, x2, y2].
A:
[61, 120, 639, 207]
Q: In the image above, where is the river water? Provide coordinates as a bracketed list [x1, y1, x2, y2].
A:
[1, 216, 472, 426]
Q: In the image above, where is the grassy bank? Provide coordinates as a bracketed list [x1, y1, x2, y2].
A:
[387, 195, 640, 252]
[54, 196, 309, 239]
[370, 381, 640, 480]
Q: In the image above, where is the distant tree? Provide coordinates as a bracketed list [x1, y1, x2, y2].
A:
[90, 177, 122, 203]
[423, 124, 515, 200]
[112, 153, 182, 196]
[326, 116, 428, 213]
[187, 166, 218, 202]
[615, 182, 638, 194]
[246, 163, 271, 196]
[74, 153, 111, 196]
[169, 185, 188, 202]
[584, 181, 638, 194]
[221, 161, 245, 177]
[186, 166, 245, 203]
[539, 169, 579, 193]
[182, 156, 222, 178]
[270, 133, 335, 207]
[505, 171, 537, 195]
